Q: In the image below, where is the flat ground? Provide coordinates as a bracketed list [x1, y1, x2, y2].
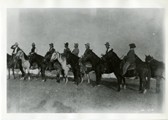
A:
[7, 71, 165, 113]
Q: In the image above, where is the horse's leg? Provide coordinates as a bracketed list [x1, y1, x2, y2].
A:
[37, 67, 41, 77]
[147, 71, 151, 89]
[19, 60, 25, 77]
[80, 72, 84, 84]
[75, 67, 81, 85]
[156, 77, 161, 93]
[87, 73, 91, 84]
[20, 68, 25, 80]
[95, 69, 101, 86]
[12, 67, 15, 79]
[27, 68, 31, 80]
[65, 68, 69, 84]
[8, 68, 10, 79]
[143, 76, 147, 94]
[122, 76, 126, 89]
[56, 73, 61, 83]
[114, 73, 121, 92]
[65, 75, 68, 84]
[41, 65, 46, 82]
[139, 76, 143, 92]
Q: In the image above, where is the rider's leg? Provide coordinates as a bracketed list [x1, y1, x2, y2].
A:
[122, 62, 130, 75]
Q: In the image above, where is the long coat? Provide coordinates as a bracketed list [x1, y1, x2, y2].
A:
[63, 48, 71, 56]
[72, 48, 79, 56]
[126, 49, 135, 63]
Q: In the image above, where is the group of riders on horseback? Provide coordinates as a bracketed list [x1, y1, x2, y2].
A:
[8, 41, 164, 94]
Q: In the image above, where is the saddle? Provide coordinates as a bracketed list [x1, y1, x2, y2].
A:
[128, 63, 136, 71]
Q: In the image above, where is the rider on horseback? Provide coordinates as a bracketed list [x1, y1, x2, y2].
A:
[122, 43, 136, 75]
[46, 43, 55, 55]
[45, 43, 56, 70]
[84, 43, 91, 55]
[29, 42, 37, 55]
[11, 42, 21, 58]
[72, 43, 79, 57]
[101, 42, 113, 72]
[63, 42, 71, 57]
[29, 43, 38, 68]
[11, 42, 25, 76]
[83, 43, 92, 68]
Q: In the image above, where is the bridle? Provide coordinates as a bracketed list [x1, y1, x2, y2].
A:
[147, 57, 154, 63]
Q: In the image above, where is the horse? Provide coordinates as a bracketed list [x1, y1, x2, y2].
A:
[66, 51, 83, 84]
[82, 49, 119, 88]
[7, 53, 25, 79]
[50, 51, 70, 84]
[16, 50, 30, 80]
[83, 49, 150, 93]
[145, 55, 165, 93]
[29, 53, 63, 82]
[103, 50, 151, 93]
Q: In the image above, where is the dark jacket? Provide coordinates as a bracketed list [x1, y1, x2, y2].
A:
[63, 48, 71, 56]
[30, 46, 37, 54]
[126, 49, 135, 63]
[46, 47, 55, 56]
[11, 45, 21, 55]
[72, 48, 79, 56]
[83, 48, 90, 56]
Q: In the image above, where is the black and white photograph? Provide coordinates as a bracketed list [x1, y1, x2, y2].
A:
[1, 0, 168, 120]
[6, 8, 165, 113]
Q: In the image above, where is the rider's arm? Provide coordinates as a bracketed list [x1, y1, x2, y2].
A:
[11, 45, 15, 49]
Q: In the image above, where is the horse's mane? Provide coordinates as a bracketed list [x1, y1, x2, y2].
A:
[35, 53, 44, 59]
[19, 50, 29, 60]
[7, 53, 12, 62]
[135, 54, 143, 63]
[68, 51, 80, 59]
[89, 50, 101, 60]
[104, 49, 121, 62]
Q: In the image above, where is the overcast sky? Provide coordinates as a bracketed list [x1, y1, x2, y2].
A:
[7, 8, 164, 61]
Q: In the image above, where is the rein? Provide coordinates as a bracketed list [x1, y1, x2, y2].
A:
[147, 58, 154, 63]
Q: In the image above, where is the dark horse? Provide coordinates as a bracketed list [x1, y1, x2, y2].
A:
[66, 51, 82, 85]
[103, 50, 151, 93]
[83, 49, 151, 93]
[7, 53, 25, 79]
[29, 53, 63, 82]
[82, 49, 120, 88]
[145, 55, 165, 93]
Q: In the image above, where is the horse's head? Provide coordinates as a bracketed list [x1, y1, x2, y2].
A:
[50, 52, 59, 62]
[145, 55, 153, 63]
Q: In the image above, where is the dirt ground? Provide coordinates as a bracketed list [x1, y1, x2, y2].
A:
[7, 71, 165, 113]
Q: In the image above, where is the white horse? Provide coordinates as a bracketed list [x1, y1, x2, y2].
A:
[16, 50, 30, 80]
[50, 51, 69, 84]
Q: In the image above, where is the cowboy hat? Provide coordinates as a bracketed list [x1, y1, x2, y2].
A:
[64, 42, 69, 46]
[129, 43, 136, 48]
[14, 42, 18, 46]
[105, 42, 110, 46]
[85, 43, 90, 47]
[32, 42, 35, 46]
[74, 43, 78, 47]
[49, 43, 54, 46]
